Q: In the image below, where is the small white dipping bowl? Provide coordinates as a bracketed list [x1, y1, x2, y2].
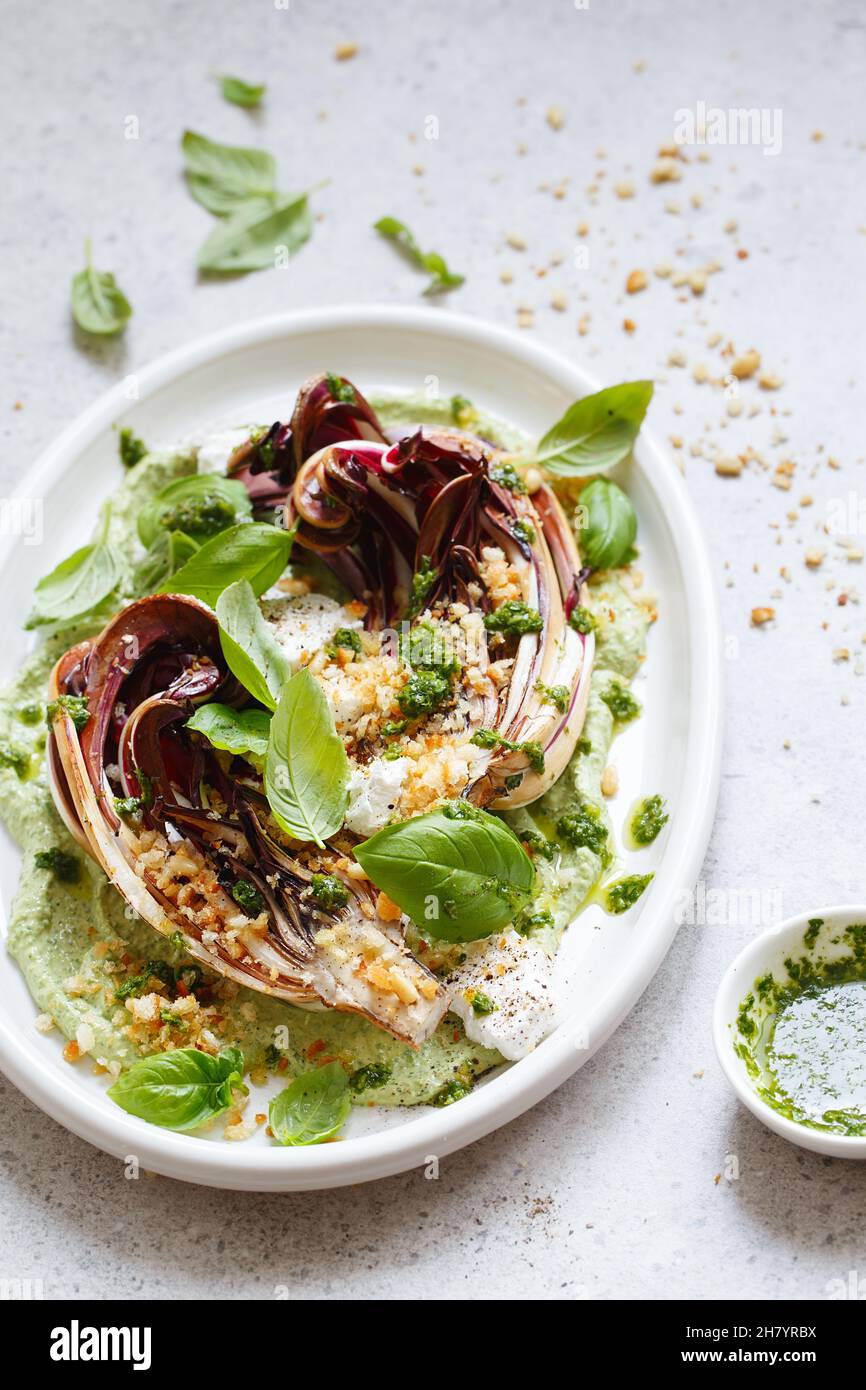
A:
[713, 904, 866, 1158]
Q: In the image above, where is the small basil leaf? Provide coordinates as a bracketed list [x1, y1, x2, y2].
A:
[107, 1046, 245, 1131]
[197, 193, 312, 272]
[577, 478, 637, 571]
[133, 529, 199, 595]
[218, 74, 266, 108]
[265, 668, 349, 848]
[137, 474, 251, 548]
[26, 509, 121, 629]
[181, 129, 276, 215]
[186, 702, 271, 767]
[71, 240, 132, 336]
[216, 578, 290, 710]
[373, 216, 464, 295]
[269, 1062, 351, 1146]
[354, 802, 535, 943]
[532, 381, 653, 477]
[159, 522, 292, 607]
[219, 1045, 245, 1077]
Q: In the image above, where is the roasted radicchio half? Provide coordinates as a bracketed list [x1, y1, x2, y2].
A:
[48, 375, 594, 1044]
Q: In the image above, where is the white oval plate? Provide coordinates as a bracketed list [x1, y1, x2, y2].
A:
[0, 307, 721, 1190]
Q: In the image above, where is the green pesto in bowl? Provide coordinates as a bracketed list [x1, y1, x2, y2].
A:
[736, 919, 866, 1137]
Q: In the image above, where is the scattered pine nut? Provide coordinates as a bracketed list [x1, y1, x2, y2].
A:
[650, 158, 681, 184]
[730, 350, 761, 379]
[751, 607, 776, 626]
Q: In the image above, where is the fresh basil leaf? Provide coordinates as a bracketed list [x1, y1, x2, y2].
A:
[354, 801, 535, 943]
[181, 129, 276, 215]
[159, 522, 292, 607]
[186, 702, 270, 766]
[26, 508, 121, 629]
[218, 74, 266, 108]
[265, 668, 349, 847]
[577, 478, 637, 571]
[70, 240, 132, 336]
[269, 1062, 351, 1146]
[532, 381, 653, 477]
[216, 578, 290, 710]
[133, 529, 199, 595]
[373, 216, 464, 295]
[219, 1045, 244, 1076]
[107, 1045, 245, 1131]
[197, 192, 312, 272]
[137, 474, 251, 548]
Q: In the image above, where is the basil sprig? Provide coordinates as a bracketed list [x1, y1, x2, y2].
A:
[373, 217, 464, 295]
[216, 579, 290, 710]
[137, 474, 251, 548]
[197, 192, 312, 272]
[269, 1062, 351, 1146]
[218, 75, 266, 108]
[71, 240, 133, 336]
[181, 130, 277, 215]
[578, 478, 637, 571]
[532, 381, 653, 477]
[134, 529, 199, 595]
[159, 522, 292, 607]
[186, 703, 270, 766]
[27, 507, 121, 630]
[265, 668, 349, 847]
[181, 130, 316, 273]
[354, 802, 535, 943]
[107, 1046, 246, 1131]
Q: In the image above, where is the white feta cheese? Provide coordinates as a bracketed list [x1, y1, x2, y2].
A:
[343, 758, 409, 837]
[447, 930, 559, 1060]
[327, 679, 367, 730]
[264, 594, 361, 669]
[194, 427, 255, 475]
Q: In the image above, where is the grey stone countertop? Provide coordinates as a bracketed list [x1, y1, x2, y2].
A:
[1, 0, 865, 1299]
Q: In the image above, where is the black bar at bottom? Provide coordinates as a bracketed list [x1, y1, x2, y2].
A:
[0, 1298, 854, 1372]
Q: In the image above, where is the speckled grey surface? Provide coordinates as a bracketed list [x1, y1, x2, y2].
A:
[2, 0, 866, 1300]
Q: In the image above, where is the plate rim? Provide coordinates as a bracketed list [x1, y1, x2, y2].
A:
[0, 305, 723, 1190]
